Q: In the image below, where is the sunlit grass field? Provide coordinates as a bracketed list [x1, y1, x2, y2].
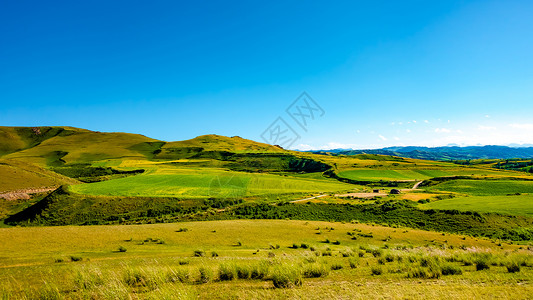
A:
[337, 168, 518, 181]
[71, 167, 355, 198]
[0, 220, 531, 299]
[428, 179, 533, 196]
[420, 194, 533, 217]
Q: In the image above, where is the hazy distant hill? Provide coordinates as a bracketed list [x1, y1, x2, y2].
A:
[313, 145, 533, 161]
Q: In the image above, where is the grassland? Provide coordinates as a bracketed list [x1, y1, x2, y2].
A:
[427, 179, 533, 196]
[3, 126, 533, 298]
[70, 167, 354, 198]
[0, 220, 532, 299]
[421, 194, 533, 217]
[337, 168, 521, 181]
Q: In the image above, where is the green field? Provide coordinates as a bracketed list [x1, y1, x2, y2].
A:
[421, 194, 533, 217]
[1, 220, 531, 299]
[337, 168, 510, 181]
[428, 179, 533, 196]
[71, 168, 354, 198]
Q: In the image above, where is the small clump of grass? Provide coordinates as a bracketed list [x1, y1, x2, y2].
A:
[218, 263, 236, 281]
[348, 258, 358, 268]
[198, 266, 213, 284]
[302, 263, 329, 278]
[371, 266, 383, 275]
[441, 264, 463, 275]
[271, 265, 303, 288]
[506, 262, 521, 273]
[236, 264, 251, 279]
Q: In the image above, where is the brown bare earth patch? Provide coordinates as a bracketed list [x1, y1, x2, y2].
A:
[0, 187, 57, 201]
[335, 192, 387, 198]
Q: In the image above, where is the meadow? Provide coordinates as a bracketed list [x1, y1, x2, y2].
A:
[1, 220, 532, 299]
[337, 168, 520, 182]
[2, 127, 533, 299]
[421, 194, 533, 217]
[70, 167, 354, 198]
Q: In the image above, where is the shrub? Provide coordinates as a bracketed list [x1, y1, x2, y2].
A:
[218, 263, 236, 281]
[198, 266, 213, 284]
[506, 262, 521, 273]
[300, 243, 309, 249]
[330, 263, 343, 270]
[70, 256, 83, 262]
[177, 228, 188, 232]
[377, 258, 385, 265]
[290, 243, 299, 249]
[371, 267, 383, 275]
[348, 258, 358, 268]
[118, 246, 127, 252]
[194, 250, 206, 257]
[385, 254, 395, 262]
[211, 251, 219, 257]
[271, 266, 303, 288]
[358, 251, 365, 258]
[302, 263, 329, 278]
[236, 264, 251, 279]
[341, 251, 353, 257]
[178, 259, 190, 265]
[54, 258, 64, 263]
[441, 264, 462, 275]
[250, 261, 270, 279]
[332, 240, 341, 245]
[371, 249, 383, 257]
[475, 259, 490, 271]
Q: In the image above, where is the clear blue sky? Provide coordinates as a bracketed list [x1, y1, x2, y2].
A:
[1, 0, 532, 149]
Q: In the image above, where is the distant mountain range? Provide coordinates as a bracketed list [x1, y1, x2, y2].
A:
[311, 145, 533, 161]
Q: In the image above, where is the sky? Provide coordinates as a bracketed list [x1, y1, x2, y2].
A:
[1, 0, 533, 150]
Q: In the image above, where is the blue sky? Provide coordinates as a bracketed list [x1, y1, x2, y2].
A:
[1, 0, 532, 149]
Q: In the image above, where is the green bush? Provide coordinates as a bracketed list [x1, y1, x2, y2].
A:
[330, 263, 343, 270]
[194, 250, 206, 257]
[118, 246, 127, 252]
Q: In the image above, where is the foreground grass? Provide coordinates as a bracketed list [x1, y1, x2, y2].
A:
[0, 220, 532, 299]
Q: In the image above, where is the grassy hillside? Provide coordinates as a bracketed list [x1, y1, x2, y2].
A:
[0, 159, 78, 192]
